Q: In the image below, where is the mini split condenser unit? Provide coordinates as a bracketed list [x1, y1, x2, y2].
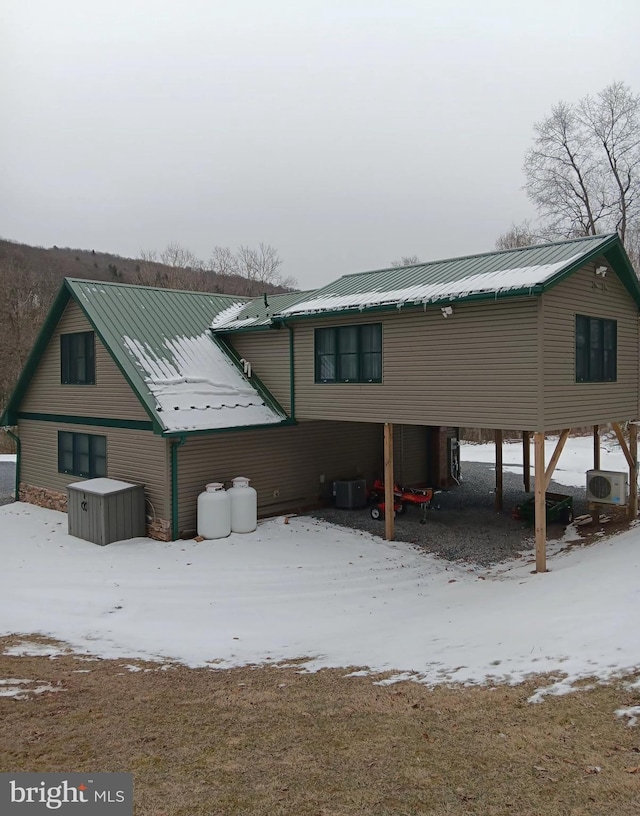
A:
[586, 470, 628, 505]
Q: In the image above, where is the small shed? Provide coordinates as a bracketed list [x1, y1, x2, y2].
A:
[67, 478, 145, 546]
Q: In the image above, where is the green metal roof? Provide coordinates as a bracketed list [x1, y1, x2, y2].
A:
[211, 290, 315, 332]
[1, 279, 289, 433]
[276, 234, 640, 318]
[69, 280, 254, 431]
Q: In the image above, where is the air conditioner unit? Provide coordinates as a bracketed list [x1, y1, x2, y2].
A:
[586, 470, 628, 505]
[333, 478, 367, 509]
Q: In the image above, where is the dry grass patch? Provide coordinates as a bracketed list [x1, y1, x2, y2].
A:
[1, 635, 640, 815]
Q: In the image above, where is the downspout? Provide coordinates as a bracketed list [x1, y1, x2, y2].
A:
[170, 434, 187, 540]
[6, 429, 20, 502]
[285, 321, 296, 420]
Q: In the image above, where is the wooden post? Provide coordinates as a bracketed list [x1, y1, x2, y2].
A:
[523, 431, 531, 492]
[629, 422, 638, 521]
[544, 429, 570, 491]
[612, 422, 634, 469]
[495, 429, 503, 512]
[593, 425, 600, 471]
[384, 422, 394, 541]
[534, 432, 547, 573]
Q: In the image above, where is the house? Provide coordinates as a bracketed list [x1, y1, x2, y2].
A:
[2, 233, 639, 571]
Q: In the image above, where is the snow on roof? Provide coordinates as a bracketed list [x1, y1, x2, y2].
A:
[280, 256, 582, 316]
[123, 333, 285, 432]
[210, 301, 248, 329]
[68, 478, 140, 496]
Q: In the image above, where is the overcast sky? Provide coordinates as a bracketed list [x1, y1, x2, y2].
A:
[2, 0, 640, 289]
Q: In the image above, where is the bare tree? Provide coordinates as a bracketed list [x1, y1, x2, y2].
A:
[158, 241, 202, 271]
[524, 101, 610, 238]
[495, 221, 538, 250]
[578, 82, 640, 244]
[625, 220, 640, 272]
[390, 255, 420, 267]
[208, 243, 296, 295]
[134, 243, 207, 290]
[523, 82, 640, 268]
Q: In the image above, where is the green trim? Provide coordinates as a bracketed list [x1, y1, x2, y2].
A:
[171, 435, 186, 539]
[60, 330, 96, 385]
[70, 289, 164, 433]
[271, 235, 640, 324]
[57, 429, 107, 479]
[575, 315, 617, 383]
[539, 234, 618, 291]
[287, 322, 295, 420]
[17, 412, 154, 431]
[215, 324, 277, 334]
[213, 334, 290, 419]
[0, 283, 73, 426]
[6, 428, 20, 501]
[162, 418, 297, 438]
[602, 241, 640, 309]
[314, 323, 382, 384]
[0, 280, 164, 433]
[272, 286, 542, 324]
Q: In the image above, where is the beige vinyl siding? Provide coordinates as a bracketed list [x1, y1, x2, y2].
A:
[542, 261, 639, 428]
[293, 299, 540, 430]
[177, 420, 387, 532]
[230, 331, 291, 414]
[18, 419, 170, 517]
[393, 425, 429, 485]
[20, 300, 150, 421]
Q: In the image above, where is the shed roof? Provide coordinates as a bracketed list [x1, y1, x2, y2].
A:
[1, 279, 288, 434]
[276, 234, 640, 318]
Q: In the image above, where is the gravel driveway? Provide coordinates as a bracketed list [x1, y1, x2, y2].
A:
[311, 461, 586, 566]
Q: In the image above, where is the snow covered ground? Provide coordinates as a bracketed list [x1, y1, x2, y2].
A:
[0, 437, 637, 696]
[460, 434, 628, 488]
[1, 433, 639, 697]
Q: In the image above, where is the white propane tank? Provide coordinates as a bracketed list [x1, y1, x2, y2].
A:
[197, 482, 231, 539]
[228, 476, 257, 533]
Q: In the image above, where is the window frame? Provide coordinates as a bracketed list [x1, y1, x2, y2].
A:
[60, 331, 96, 385]
[314, 323, 382, 384]
[575, 315, 617, 383]
[57, 431, 107, 478]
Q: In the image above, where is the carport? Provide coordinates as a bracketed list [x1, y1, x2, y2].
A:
[381, 422, 638, 572]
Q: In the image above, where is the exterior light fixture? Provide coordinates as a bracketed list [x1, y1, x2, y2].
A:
[595, 266, 608, 277]
[441, 306, 454, 317]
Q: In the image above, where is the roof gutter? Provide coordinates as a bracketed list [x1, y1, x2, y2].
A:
[162, 418, 296, 439]
[284, 320, 295, 421]
[170, 434, 187, 540]
[5, 428, 20, 502]
[271, 286, 542, 324]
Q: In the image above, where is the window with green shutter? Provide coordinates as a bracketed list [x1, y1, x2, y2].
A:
[58, 432, 106, 478]
[314, 324, 382, 383]
[61, 331, 95, 384]
[575, 315, 617, 382]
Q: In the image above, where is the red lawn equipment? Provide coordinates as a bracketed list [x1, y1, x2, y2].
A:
[369, 479, 440, 524]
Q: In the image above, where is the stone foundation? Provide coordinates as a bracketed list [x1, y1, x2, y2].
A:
[19, 482, 172, 541]
[147, 518, 172, 541]
[20, 482, 68, 512]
